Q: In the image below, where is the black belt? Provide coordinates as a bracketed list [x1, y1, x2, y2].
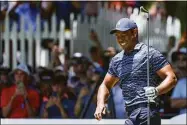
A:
[125, 102, 159, 115]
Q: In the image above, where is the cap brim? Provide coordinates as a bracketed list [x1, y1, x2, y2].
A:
[14, 68, 30, 76]
[110, 29, 118, 34]
[110, 28, 131, 34]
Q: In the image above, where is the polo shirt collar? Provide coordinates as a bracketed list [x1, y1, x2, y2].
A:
[134, 42, 143, 50]
[123, 42, 143, 54]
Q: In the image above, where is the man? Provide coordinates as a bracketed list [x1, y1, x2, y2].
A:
[171, 49, 187, 115]
[0, 63, 40, 118]
[94, 18, 177, 125]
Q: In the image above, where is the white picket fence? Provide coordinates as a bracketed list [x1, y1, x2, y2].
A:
[1, 13, 69, 69]
[0, 2, 181, 70]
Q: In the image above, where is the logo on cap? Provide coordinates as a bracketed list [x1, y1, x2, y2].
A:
[116, 21, 121, 28]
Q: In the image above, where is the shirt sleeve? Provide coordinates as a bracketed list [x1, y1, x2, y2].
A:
[0, 88, 9, 108]
[29, 90, 40, 110]
[107, 57, 118, 77]
[150, 48, 169, 72]
[171, 81, 182, 99]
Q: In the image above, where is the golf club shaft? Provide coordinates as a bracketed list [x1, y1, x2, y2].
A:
[140, 6, 150, 125]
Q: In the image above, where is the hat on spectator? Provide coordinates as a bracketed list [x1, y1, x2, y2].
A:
[15, 63, 30, 76]
[39, 69, 54, 83]
[110, 18, 137, 34]
[54, 65, 64, 72]
[71, 53, 91, 66]
[73, 52, 83, 58]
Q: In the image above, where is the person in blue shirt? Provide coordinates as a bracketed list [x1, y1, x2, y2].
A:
[171, 77, 187, 114]
[171, 50, 187, 115]
[7, 2, 43, 31]
[40, 72, 76, 118]
[94, 18, 177, 125]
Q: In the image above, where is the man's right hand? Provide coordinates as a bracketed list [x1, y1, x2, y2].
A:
[94, 104, 106, 121]
[14, 88, 25, 96]
[45, 97, 54, 108]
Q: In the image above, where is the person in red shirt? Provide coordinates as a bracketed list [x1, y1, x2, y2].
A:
[0, 63, 40, 118]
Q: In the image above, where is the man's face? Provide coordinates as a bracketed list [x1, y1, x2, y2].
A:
[0, 73, 8, 82]
[52, 83, 60, 92]
[115, 29, 135, 50]
[14, 70, 28, 84]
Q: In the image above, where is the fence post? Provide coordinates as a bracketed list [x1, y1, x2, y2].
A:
[20, 15, 26, 63]
[41, 21, 49, 67]
[4, 14, 10, 67]
[27, 18, 33, 67]
[59, 20, 65, 64]
[70, 13, 75, 57]
[35, 14, 41, 68]
[11, 22, 18, 69]
[43, 21, 49, 39]
[51, 13, 57, 40]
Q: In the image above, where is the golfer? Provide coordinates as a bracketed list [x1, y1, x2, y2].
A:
[94, 18, 177, 125]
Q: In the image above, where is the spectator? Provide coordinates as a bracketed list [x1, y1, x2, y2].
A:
[55, 1, 72, 30]
[171, 49, 187, 115]
[67, 54, 90, 96]
[7, 1, 43, 31]
[40, 1, 54, 20]
[41, 39, 65, 68]
[89, 29, 104, 68]
[103, 47, 117, 72]
[0, 63, 40, 118]
[0, 67, 11, 118]
[171, 77, 187, 114]
[38, 68, 54, 102]
[149, 1, 167, 20]
[0, 67, 11, 91]
[40, 72, 76, 118]
[0, 1, 9, 21]
[74, 64, 104, 118]
[109, 1, 125, 11]
[170, 50, 187, 80]
[82, 1, 98, 23]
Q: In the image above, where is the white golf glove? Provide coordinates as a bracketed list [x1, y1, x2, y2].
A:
[144, 87, 159, 103]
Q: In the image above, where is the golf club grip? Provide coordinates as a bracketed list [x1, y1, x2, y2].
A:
[140, 6, 149, 13]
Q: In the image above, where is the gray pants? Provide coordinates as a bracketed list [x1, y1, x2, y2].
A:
[124, 104, 161, 125]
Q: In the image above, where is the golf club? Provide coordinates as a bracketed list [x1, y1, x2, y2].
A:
[140, 6, 150, 125]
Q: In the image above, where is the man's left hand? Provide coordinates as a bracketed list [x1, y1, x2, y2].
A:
[144, 87, 159, 103]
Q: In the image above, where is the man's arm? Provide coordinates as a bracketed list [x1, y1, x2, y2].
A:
[2, 95, 16, 117]
[171, 99, 187, 108]
[94, 73, 119, 120]
[156, 64, 177, 95]
[97, 73, 119, 105]
[24, 90, 40, 118]
[24, 98, 37, 118]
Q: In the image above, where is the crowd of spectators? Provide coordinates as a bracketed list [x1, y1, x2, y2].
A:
[0, 1, 142, 30]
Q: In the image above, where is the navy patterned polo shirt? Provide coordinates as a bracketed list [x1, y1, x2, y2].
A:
[108, 42, 169, 107]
